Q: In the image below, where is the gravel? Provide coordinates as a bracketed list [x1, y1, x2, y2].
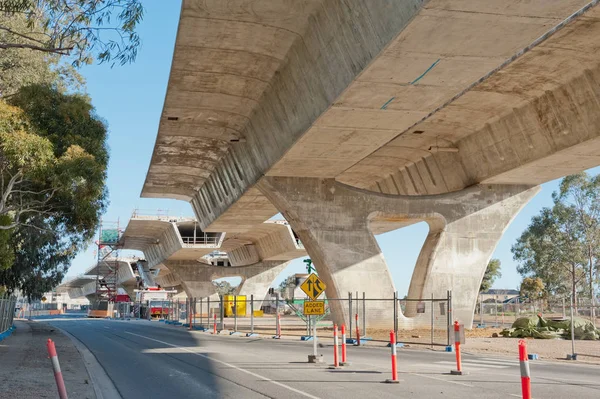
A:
[0, 320, 96, 399]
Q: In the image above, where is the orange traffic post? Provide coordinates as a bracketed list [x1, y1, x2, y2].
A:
[340, 324, 349, 366]
[329, 324, 340, 369]
[213, 313, 217, 334]
[519, 340, 532, 399]
[384, 331, 399, 383]
[354, 314, 361, 346]
[451, 321, 467, 375]
[47, 339, 68, 399]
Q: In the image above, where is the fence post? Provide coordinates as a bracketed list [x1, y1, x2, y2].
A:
[207, 297, 210, 328]
[362, 292, 366, 338]
[447, 291, 452, 349]
[384, 331, 399, 384]
[519, 340, 532, 399]
[219, 295, 224, 331]
[431, 293, 434, 349]
[355, 313, 360, 346]
[234, 295, 238, 333]
[348, 292, 353, 340]
[393, 292, 398, 345]
[47, 339, 68, 399]
[250, 294, 255, 336]
[275, 292, 280, 339]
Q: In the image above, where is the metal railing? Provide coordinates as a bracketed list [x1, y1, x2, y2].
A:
[0, 293, 17, 334]
[181, 236, 221, 246]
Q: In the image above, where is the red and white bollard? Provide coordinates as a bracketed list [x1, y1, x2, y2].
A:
[340, 324, 349, 366]
[519, 340, 532, 399]
[354, 314, 361, 346]
[451, 321, 467, 375]
[384, 331, 399, 383]
[47, 339, 68, 399]
[330, 324, 340, 368]
[213, 313, 217, 334]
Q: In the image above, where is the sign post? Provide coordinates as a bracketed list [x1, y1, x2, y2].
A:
[301, 273, 326, 363]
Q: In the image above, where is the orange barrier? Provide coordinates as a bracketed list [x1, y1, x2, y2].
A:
[333, 324, 339, 367]
[519, 340, 532, 399]
[47, 339, 68, 399]
[341, 324, 348, 365]
[384, 331, 399, 384]
[88, 310, 110, 318]
[451, 321, 466, 375]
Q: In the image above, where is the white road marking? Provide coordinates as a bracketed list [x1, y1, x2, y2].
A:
[126, 332, 322, 399]
[412, 373, 474, 387]
[435, 361, 509, 369]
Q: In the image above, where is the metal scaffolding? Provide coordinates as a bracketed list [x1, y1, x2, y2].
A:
[92, 220, 123, 310]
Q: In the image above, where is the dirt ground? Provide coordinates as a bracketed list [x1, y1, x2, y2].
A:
[0, 321, 96, 399]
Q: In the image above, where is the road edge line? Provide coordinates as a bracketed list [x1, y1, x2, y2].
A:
[52, 324, 123, 399]
[126, 331, 322, 399]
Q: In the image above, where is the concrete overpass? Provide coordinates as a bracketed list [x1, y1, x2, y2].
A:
[141, 0, 600, 326]
[58, 258, 138, 301]
[119, 215, 305, 303]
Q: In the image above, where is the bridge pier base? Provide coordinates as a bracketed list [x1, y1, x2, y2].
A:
[259, 177, 539, 328]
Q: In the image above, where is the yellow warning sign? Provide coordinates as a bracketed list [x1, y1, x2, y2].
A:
[300, 273, 326, 301]
[303, 301, 325, 315]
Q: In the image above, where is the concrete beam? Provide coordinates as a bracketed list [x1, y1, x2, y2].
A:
[164, 260, 289, 307]
[258, 176, 538, 327]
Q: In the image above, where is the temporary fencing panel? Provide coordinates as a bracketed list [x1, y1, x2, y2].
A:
[187, 293, 451, 346]
[0, 294, 17, 334]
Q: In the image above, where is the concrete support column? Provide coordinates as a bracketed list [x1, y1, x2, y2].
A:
[258, 177, 539, 328]
[406, 186, 540, 326]
[164, 263, 218, 299]
[236, 261, 290, 314]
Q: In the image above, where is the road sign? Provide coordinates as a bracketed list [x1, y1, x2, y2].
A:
[300, 273, 326, 301]
[303, 300, 325, 315]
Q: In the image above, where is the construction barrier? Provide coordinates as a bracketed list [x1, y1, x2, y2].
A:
[385, 331, 399, 383]
[340, 324, 348, 365]
[47, 339, 68, 399]
[213, 314, 217, 334]
[332, 324, 339, 368]
[519, 340, 532, 399]
[451, 321, 466, 375]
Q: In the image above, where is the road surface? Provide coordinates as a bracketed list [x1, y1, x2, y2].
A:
[49, 319, 600, 399]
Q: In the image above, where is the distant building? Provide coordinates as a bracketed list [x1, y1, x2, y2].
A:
[480, 289, 520, 303]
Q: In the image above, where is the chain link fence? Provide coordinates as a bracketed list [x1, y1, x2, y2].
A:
[475, 298, 600, 329]
[172, 293, 451, 347]
[0, 293, 17, 335]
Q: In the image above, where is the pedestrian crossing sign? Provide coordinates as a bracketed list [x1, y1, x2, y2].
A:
[300, 273, 326, 301]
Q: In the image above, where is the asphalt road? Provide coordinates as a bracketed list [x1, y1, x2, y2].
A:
[49, 318, 600, 399]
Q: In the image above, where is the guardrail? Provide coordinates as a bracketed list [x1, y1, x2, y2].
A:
[181, 236, 221, 246]
[0, 293, 16, 335]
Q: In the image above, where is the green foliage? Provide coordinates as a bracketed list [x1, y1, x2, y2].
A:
[9, 84, 108, 242]
[480, 258, 502, 292]
[512, 173, 600, 301]
[0, 215, 73, 299]
[0, 0, 144, 67]
[214, 281, 235, 296]
[0, 85, 109, 298]
[519, 277, 545, 302]
[0, 13, 84, 97]
[0, 215, 14, 270]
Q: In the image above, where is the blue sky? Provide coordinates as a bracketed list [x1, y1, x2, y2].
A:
[65, 2, 599, 297]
